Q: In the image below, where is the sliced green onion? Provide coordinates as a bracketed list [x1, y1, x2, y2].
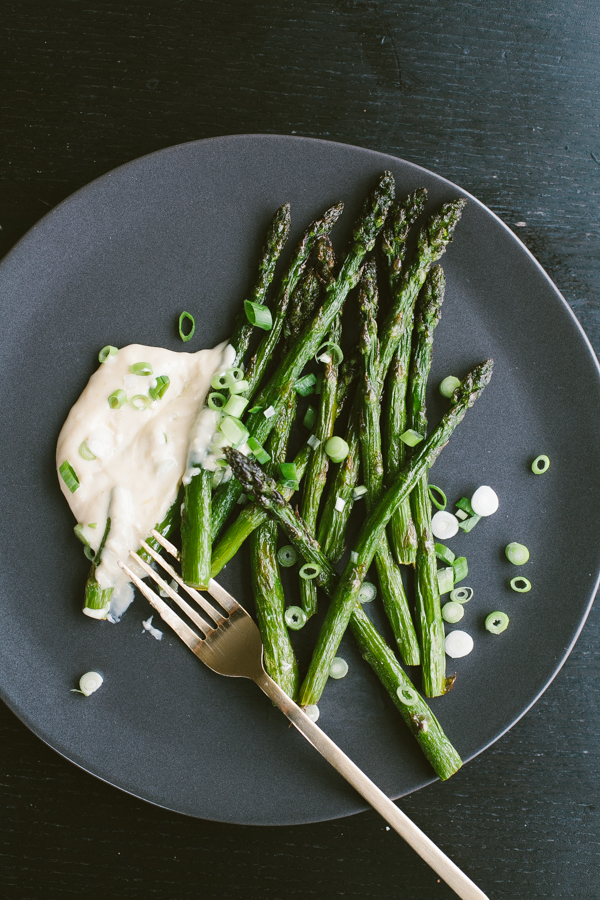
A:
[453, 556, 468, 583]
[219, 416, 249, 447]
[485, 611, 509, 634]
[98, 345, 118, 363]
[211, 468, 224, 489]
[455, 509, 468, 521]
[210, 432, 230, 450]
[208, 392, 227, 411]
[59, 460, 80, 493]
[459, 514, 481, 533]
[294, 373, 317, 396]
[247, 435, 271, 465]
[277, 545, 298, 567]
[396, 685, 419, 705]
[211, 370, 236, 390]
[78, 671, 104, 696]
[299, 563, 321, 580]
[230, 367, 244, 382]
[400, 429, 424, 447]
[325, 436, 349, 463]
[74, 524, 91, 548]
[229, 379, 250, 395]
[353, 485, 368, 501]
[315, 341, 344, 366]
[149, 375, 170, 401]
[350, 551, 359, 564]
[314, 374, 323, 395]
[439, 375, 461, 398]
[248, 405, 263, 414]
[358, 581, 377, 603]
[456, 497, 476, 516]
[334, 497, 346, 512]
[237, 493, 248, 506]
[435, 542, 455, 565]
[285, 606, 307, 630]
[244, 299, 272, 330]
[442, 601, 465, 624]
[129, 361, 153, 376]
[437, 567, 454, 595]
[130, 394, 149, 411]
[450, 586, 473, 604]
[329, 657, 348, 679]
[428, 485, 447, 510]
[223, 394, 249, 418]
[510, 576, 532, 593]
[303, 406, 317, 429]
[179, 311, 195, 342]
[88, 523, 97, 528]
[83, 545, 95, 561]
[505, 542, 529, 565]
[307, 434, 321, 450]
[279, 462, 299, 490]
[108, 389, 127, 409]
[78, 440, 96, 461]
[263, 405, 276, 419]
[532, 455, 550, 474]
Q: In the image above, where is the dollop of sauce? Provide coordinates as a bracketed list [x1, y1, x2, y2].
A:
[56, 341, 233, 619]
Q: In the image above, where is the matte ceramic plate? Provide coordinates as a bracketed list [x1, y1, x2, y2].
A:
[0, 135, 599, 826]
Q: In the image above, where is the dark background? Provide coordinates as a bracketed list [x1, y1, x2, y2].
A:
[1, 2, 599, 898]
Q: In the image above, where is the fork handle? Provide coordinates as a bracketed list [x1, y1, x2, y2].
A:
[255, 673, 489, 900]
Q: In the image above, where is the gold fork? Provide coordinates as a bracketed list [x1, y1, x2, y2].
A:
[120, 530, 489, 900]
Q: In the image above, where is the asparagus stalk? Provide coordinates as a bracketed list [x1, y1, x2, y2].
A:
[381, 190, 428, 565]
[408, 266, 447, 696]
[282, 268, 321, 352]
[297, 360, 493, 707]
[250, 389, 300, 698]
[357, 261, 420, 665]
[229, 203, 291, 364]
[211, 171, 396, 538]
[316, 402, 360, 562]
[180, 467, 212, 589]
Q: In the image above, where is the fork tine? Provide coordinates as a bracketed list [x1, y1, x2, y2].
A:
[206, 579, 239, 613]
[150, 529, 180, 560]
[139, 540, 226, 625]
[119, 561, 203, 653]
[130, 551, 214, 636]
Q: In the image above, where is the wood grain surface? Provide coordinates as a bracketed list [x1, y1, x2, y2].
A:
[1, 2, 599, 898]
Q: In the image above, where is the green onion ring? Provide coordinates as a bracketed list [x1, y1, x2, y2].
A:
[130, 394, 150, 411]
[299, 563, 321, 580]
[179, 311, 196, 342]
[78, 440, 96, 461]
[396, 685, 419, 705]
[485, 611, 509, 634]
[277, 545, 298, 568]
[284, 606, 307, 630]
[129, 361, 153, 376]
[211, 370, 236, 390]
[428, 484, 447, 510]
[531, 454, 550, 474]
[439, 375, 461, 398]
[98, 345, 118, 363]
[244, 300, 272, 330]
[59, 460, 80, 493]
[505, 542, 529, 565]
[108, 389, 127, 409]
[329, 657, 349, 679]
[510, 576, 532, 593]
[450, 586, 473, 604]
[358, 582, 377, 603]
[324, 436, 349, 463]
[315, 341, 344, 366]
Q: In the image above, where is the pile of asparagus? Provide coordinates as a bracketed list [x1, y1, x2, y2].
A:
[89, 172, 493, 780]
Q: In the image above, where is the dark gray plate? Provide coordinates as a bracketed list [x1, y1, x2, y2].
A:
[1, 135, 599, 826]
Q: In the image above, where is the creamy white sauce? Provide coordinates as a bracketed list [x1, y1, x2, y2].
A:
[56, 342, 231, 619]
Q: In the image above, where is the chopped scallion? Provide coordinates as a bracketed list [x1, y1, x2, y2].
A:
[149, 375, 170, 401]
[223, 394, 249, 418]
[455, 509, 468, 521]
[303, 406, 317, 429]
[532, 454, 550, 474]
[505, 542, 529, 565]
[358, 582, 377, 603]
[325, 436, 349, 463]
[108, 389, 127, 409]
[208, 392, 227, 411]
[263, 405, 276, 419]
[98, 345, 118, 363]
[299, 563, 321, 580]
[458, 514, 481, 533]
[307, 434, 321, 450]
[485, 611, 509, 634]
[442, 601, 464, 624]
[294, 373, 317, 396]
[78, 441, 96, 461]
[285, 606, 307, 630]
[428, 484, 447, 510]
[450, 586, 473, 604]
[334, 496, 346, 512]
[453, 556, 468, 583]
[59, 460, 80, 493]
[229, 379, 250, 395]
[431, 510, 459, 539]
[279, 462, 299, 490]
[329, 657, 349, 679]
[248, 405, 263, 414]
[130, 394, 150, 411]
[435, 542, 455, 565]
[352, 485, 368, 501]
[400, 429, 424, 447]
[247, 435, 271, 465]
[396, 685, 419, 705]
[244, 299, 272, 330]
[439, 375, 461, 398]
[456, 497, 476, 516]
[211, 370, 236, 390]
[350, 551, 359, 563]
[179, 311, 195, 342]
[219, 416, 249, 447]
[510, 576, 532, 593]
[315, 341, 344, 366]
[437, 566, 454, 595]
[129, 361, 153, 376]
[277, 545, 298, 568]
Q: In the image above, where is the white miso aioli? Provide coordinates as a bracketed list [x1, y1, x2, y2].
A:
[56, 342, 234, 620]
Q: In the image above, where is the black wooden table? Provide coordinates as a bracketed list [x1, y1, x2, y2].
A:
[1, 3, 599, 898]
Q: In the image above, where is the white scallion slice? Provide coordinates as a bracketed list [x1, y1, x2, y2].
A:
[78, 671, 104, 696]
[444, 631, 474, 658]
[431, 510, 459, 539]
[329, 657, 349, 679]
[304, 704, 320, 723]
[358, 582, 377, 603]
[334, 496, 346, 512]
[442, 601, 465, 624]
[470, 485, 499, 516]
